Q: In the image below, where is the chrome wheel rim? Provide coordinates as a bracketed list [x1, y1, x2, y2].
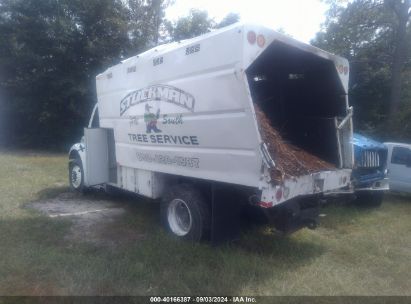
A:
[71, 165, 82, 188]
[167, 199, 192, 236]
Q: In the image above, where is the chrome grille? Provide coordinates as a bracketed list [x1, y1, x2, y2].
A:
[358, 150, 380, 168]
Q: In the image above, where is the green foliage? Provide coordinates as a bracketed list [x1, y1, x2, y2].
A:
[0, 0, 169, 149]
[167, 10, 240, 41]
[215, 13, 240, 29]
[168, 9, 214, 41]
[0, 0, 239, 149]
[312, 0, 411, 141]
[128, 0, 173, 49]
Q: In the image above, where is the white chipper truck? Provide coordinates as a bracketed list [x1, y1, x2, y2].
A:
[69, 23, 354, 242]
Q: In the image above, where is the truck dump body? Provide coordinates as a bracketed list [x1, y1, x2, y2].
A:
[246, 39, 349, 183]
[255, 104, 335, 183]
[93, 23, 353, 206]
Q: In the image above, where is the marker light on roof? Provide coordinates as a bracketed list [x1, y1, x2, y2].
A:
[247, 31, 256, 44]
[257, 34, 266, 48]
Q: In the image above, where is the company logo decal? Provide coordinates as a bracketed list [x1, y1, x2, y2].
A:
[144, 104, 162, 133]
[123, 84, 200, 149]
[120, 85, 195, 116]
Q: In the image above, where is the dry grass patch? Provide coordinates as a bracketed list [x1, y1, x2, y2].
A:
[0, 150, 410, 295]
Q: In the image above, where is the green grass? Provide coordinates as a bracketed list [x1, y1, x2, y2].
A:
[0, 150, 410, 295]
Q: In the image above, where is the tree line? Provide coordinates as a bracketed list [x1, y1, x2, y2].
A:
[0, 0, 238, 149]
[312, 0, 410, 141]
[0, 0, 409, 149]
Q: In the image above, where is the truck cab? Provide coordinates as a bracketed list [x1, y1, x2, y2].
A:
[351, 133, 389, 206]
[384, 142, 411, 193]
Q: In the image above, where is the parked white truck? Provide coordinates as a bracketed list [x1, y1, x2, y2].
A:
[384, 142, 411, 193]
[69, 23, 354, 242]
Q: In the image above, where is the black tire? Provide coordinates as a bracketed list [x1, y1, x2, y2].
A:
[354, 191, 384, 207]
[160, 184, 211, 242]
[69, 158, 85, 193]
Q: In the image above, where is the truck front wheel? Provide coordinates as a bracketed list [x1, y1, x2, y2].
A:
[354, 191, 384, 207]
[161, 184, 210, 242]
[69, 158, 85, 193]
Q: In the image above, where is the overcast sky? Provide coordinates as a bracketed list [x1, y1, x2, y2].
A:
[166, 0, 329, 43]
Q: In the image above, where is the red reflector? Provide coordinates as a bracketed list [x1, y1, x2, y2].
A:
[275, 188, 283, 201]
[344, 66, 348, 75]
[257, 34, 265, 47]
[258, 201, 272, 208]
[247, 31, 256, 44]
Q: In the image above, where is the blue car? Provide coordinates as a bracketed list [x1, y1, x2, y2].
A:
[352, 133, 389, 206]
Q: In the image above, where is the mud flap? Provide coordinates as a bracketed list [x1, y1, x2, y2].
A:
[210, 182, 244, 245]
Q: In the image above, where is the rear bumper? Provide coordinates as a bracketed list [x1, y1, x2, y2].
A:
[264, 199, 320, 233]
[259, 169, 352, 208]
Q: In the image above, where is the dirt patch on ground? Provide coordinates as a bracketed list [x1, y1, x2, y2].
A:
[254, 104, 335, 184]
[27, 191, 145, 247]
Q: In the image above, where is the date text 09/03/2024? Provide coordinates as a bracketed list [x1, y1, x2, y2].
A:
[149, 296, 257, 303]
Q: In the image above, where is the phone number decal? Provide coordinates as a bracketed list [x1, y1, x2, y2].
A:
[136, 153, 200, 168]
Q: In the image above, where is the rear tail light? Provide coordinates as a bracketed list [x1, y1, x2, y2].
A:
[247, 31, 256, 44]
[257, 34, 266, 47]
[275, 188, 283, 201]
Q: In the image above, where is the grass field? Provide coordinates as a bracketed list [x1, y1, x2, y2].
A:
[0, 150, 410, 296]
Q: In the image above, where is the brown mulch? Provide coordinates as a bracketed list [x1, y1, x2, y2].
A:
[254, 104, 335, 184]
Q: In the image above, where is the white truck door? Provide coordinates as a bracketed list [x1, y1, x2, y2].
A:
[388, 145, 411, 193]
[84, 128, 109, 186]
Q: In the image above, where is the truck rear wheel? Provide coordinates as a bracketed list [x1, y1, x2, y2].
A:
[69, 158, 85, 193]
[354, 191, 384, 207]
[161, 184, 210, 242]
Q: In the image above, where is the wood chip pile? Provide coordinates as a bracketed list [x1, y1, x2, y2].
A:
[254, 104, 335, 184]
